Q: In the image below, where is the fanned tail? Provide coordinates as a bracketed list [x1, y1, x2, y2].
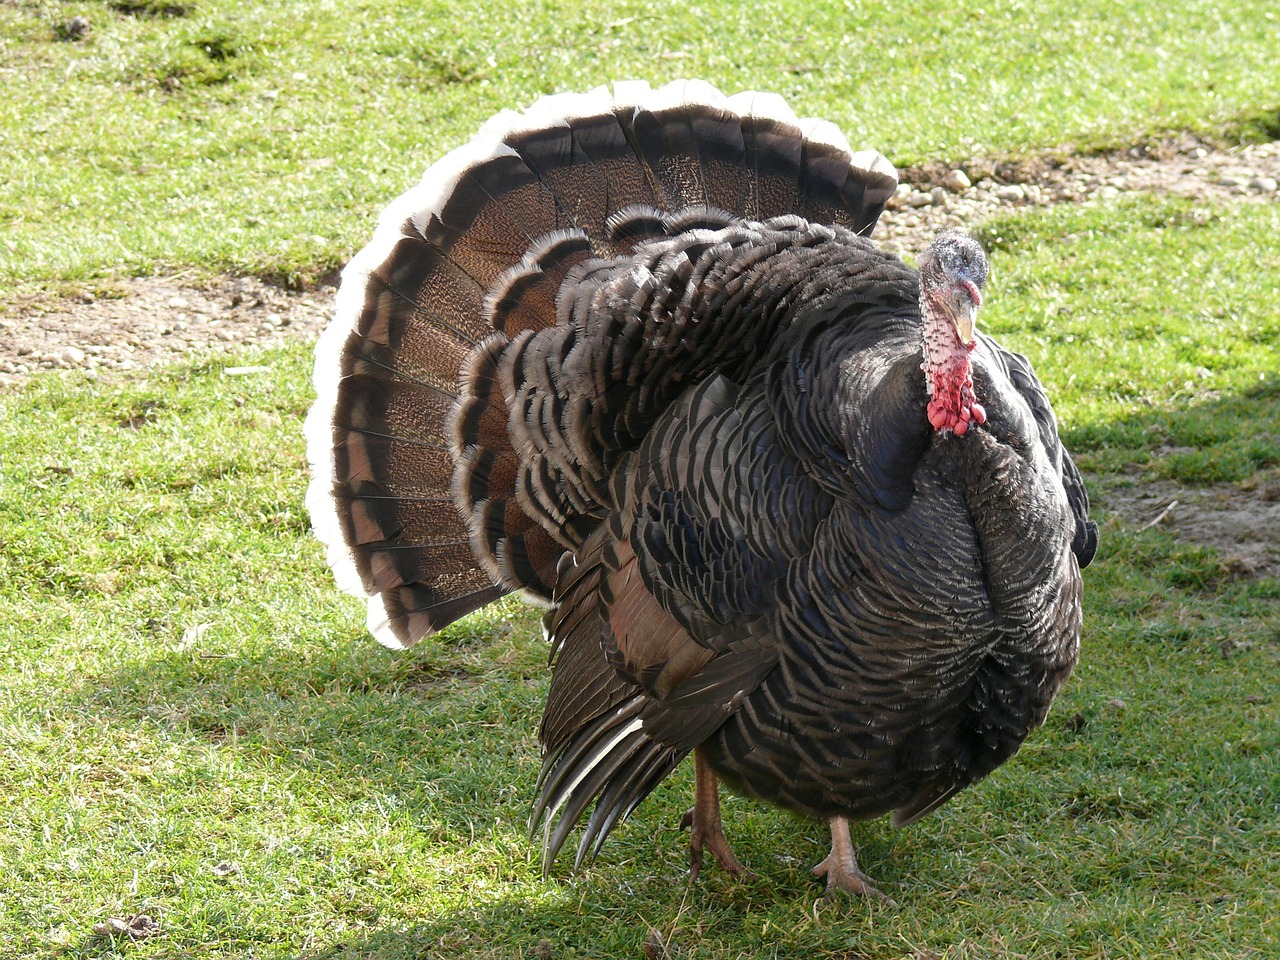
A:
[306, 80, 898, 648]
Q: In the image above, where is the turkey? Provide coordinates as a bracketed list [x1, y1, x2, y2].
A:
[305, 80, 1097, 897]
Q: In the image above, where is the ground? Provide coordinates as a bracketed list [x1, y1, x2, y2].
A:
[3, 137, 1278, 572]
[1102, 473, 1280, 581]
[0, 274, 336, 386]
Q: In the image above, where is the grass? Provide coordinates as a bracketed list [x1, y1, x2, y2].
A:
[976, 199, 1280, 481]
[2, 198, 1278, 959]
[3, 0, 1280, 957]
[2, 0, 1280, 292]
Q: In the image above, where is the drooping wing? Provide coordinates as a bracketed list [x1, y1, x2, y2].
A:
[533, 374, 821, 868]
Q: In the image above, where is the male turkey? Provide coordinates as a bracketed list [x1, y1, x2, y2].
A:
[305, 80, 1097, 897]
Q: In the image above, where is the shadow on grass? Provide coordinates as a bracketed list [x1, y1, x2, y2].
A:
[35, 372, 1280, 958]
[48, 619, 916, 957]
[1062, 371, 1280, 487]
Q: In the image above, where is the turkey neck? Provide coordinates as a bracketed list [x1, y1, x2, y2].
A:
[920, 290, 985, 437]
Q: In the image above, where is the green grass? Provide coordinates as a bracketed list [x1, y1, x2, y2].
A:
[2, 0, 1279, 292]
[977, 200, 1280, 482]
[4, 1, 1280, 956]
[2, 199, 1278, 959]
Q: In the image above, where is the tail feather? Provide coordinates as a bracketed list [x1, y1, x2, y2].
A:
[360, 239, 493, 350]
[308, 80, 898, 647]
[631, 91, 735, 211]
[483, 231, 595, 336]
[506, 110, 660, 251]
[422, 153, 564, 285]
[366, 582, 508, 648]
[732, 97, 805, 222]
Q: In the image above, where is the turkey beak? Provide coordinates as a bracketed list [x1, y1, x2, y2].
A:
[954, 301, 977, 347]
[952, 281, 981, 346]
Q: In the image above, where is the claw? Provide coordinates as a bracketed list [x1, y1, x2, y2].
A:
[813, 817, 896, 905]
[683, 748, 754, 881]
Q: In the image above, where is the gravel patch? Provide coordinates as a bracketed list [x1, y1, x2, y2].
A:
[875, 137, 1280, 255]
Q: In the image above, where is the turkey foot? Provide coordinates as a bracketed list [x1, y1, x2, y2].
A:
[813, 817, 896, 904]
[681, 748, 753, 881]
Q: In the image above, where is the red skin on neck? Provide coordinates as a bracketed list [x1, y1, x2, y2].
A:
[921, 290, 987, 436]
[926, 357, 986, 436]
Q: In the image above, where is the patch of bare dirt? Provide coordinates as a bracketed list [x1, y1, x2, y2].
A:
[0, 275, 334, 388]
[875, 137, 1280, 254]
[1097, 474, 1280, 580]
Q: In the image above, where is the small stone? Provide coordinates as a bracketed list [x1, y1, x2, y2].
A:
[62, 15, 91, 40]
[1249, 176, 1278, 194]
[942, 169, 971, 192]
[58, 346, 86, 366]
[907, 190, 935, 208]
[994, 184, 1025, 202]
[93, 914, 159, 941]
[1216, 174, 1244, 187]
[929, 186, 948, 206]
[886, 183, 912, 209]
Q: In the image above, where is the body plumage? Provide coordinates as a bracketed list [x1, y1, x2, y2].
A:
[306, 81, 1097, 896]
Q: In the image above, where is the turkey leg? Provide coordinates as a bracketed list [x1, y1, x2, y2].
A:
[812, 816, 895, 903]
[680, 747, 752, 880]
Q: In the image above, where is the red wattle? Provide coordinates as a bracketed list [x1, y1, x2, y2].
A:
[927, 365, 984, 436]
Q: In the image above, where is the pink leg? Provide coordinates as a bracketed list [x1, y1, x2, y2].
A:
[680, 747, 753, 881]
[812, 816, 896, 904]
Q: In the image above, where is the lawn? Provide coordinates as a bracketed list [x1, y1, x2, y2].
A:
[3, 0, 1278, 292]
[1, 1, 1278, 958]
